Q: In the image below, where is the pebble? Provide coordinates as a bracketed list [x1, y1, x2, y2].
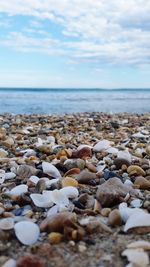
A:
[127, 165, 146, 176]
[48, 232, 63, 244]
[108, 209, 122, 226]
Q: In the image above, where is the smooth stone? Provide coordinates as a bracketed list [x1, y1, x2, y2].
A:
[75, 170, 97, 184]
[134, 176, 150, 190]
[127, 165, 146, 176]
[101, 208, 111, 217]
[17, 165, 38, 180]
[40, 212, 77, 233]
[114, 158, 130, 169]
[108, 209, 122, 226]
[96, 177, 138, 207]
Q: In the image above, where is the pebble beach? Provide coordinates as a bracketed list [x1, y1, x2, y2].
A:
[0, 112, 150, 267]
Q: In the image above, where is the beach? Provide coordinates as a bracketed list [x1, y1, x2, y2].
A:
[0, 112, 150, 267]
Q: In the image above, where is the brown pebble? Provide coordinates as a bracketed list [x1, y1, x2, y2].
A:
[16, 254, 46, 267]
[101, 208, 111, 217]
[134, 176, 150, 190]
[108, 209, 122, 226]
[48, 232, 63, 244]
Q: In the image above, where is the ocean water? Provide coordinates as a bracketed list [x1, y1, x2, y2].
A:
[0, 88, 150, 114]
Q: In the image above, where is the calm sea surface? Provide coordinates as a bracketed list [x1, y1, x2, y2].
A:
[0, 88, 150, 114]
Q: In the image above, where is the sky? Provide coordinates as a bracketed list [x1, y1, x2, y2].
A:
[0, 0, 150, 88]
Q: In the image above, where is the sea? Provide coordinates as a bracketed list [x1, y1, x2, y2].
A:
[0, 88, 150, 114]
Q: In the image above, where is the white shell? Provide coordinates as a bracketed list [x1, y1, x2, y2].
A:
[124, 212, 150, 232]
[47, 205, 59, 217]
[0, 218, 14, 230]
[119, 203, 145, 223]
[132, 132, 147, 138]
[117, 150, 131, 162]
[127, 241, 150, 250]
[93, 140, 110, 152]
[0, 170, 5, 184]
[14, 221, 40, 245]
[122, 248, 149, 267]
[42, 162, 61, 178]
[5, 172, 16, 180]
[106, 147, 118, 154]
[30, 193, 53, 208]
[21, 149, 36, 157]
[10, 185, 28, 196]
[2, 259, 16, 267]
[60, 186, 79, 199]
[49, 189, 69, 207]
[130, 199, 143, 208]
[29, 175, 40, 185]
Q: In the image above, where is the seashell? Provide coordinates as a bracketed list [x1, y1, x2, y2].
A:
[61, 177, 78, 187]
[2, 259, 16, 267]
[28, 175, 40, 185]
[0, 218, 14, 230]
[124, 212, 150, 233]
[127, 241, 150, 250]
[42, 162, 61, 178]
[117, 150, 131, 162]
[93, 140, 110, 152]
[14, 221, 40, 245]
[40, 211, 77, 233]
[47, 205, 59, 217]
[48, 189, 69, 207]
[127, 165, 146, 176]
[10, 185, 28, 196]
[0, 170, 5, 184]
[132, 132, 147, 138]
[0, 148, 8, 158]
[106, 147, 118, 154]
[30, 193, 53, 208]
[5, 172, 16, 180]
[122, 248, 149, 267]
[48, 232, 63, 244]
[20, 149, 36, 157]
[119, 202, 145, 223]
[130, 199, 143, 208]
[60, 186, 79, 199]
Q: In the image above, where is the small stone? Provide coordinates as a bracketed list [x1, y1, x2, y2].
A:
[78, 243, 87, 253]
[127, 165, 146, 176]
[61, 177, 78, 187]
[108, 209, 122, 226]
[77, 147, 92, 159]
[48, 232, 63, 244]
[114, 158, 130, 169]
[134, 176, 150, 190]
[16, 255, 46, 267]
[0, 149, 8, 158]
[101, 208, 111, 217]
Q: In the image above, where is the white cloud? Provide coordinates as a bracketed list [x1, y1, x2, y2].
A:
[0, 0, 150, 66]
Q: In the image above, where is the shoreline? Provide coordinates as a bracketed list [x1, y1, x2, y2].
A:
[0, 112, 150, 267]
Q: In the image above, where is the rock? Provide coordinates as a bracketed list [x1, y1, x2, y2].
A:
[61, 177, 78, 187]
[101, 208, 111, 217]
[17, 165, 38, 180]
[40, 212, 77, 233]
[127, 165, 146, 176]
[114, 158, 130, 169]
[75, 170, 98, 184]
[16, 255, 46, 267]
[48, 232, 63, 244]
[134, 176, 150, 190]
[108, 209, 122, 226]
[96, 177, 138, 207]
[0, 149, 8, 158]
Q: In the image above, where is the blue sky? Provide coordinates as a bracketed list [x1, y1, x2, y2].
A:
[0, 0, 150, 88]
